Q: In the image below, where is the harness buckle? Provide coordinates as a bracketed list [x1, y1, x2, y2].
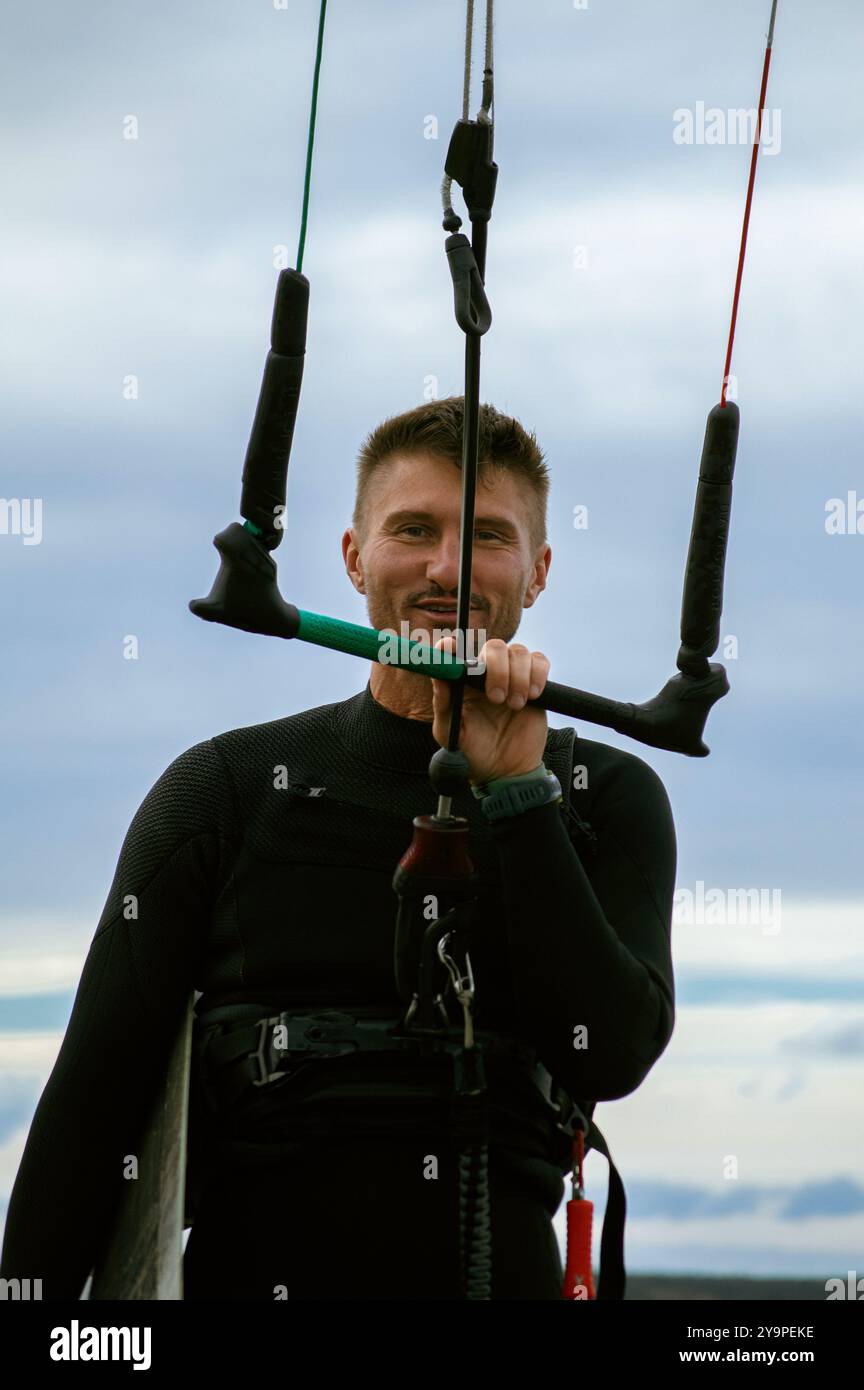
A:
[250, 1011, 368, 1086]
[250, 1016, 283, 1087]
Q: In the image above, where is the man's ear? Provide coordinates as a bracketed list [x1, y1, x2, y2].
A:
[342, 527, 366, 594]
[523, 543, 551, 608]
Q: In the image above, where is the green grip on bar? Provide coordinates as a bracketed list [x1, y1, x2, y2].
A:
[296, 609, 466, 680]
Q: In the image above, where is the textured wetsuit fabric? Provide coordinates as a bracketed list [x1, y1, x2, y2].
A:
[0, 681, 677, 1300]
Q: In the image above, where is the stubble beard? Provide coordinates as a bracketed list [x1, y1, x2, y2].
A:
[363, 576, 525, 652]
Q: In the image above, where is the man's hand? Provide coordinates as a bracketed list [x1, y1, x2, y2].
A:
[430, 635, 550, 786]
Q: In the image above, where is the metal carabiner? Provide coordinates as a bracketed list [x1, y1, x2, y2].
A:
[437, 931, 475, 998]
[438, 931, 476, 1049]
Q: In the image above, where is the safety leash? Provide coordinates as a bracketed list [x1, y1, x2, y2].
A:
[439, 935, 492, 1300]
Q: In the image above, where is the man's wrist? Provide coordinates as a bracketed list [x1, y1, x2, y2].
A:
[469, 763, 543, 789]
[471, 764, 563, 821]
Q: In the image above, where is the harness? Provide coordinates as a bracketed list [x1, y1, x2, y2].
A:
[192, 722, 624, 1299]
[193, 1004, 624, 1302]
[186, 0, 781, 1300]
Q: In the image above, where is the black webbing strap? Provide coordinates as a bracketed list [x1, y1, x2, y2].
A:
[584, 1117, 627, 1301]
[196, 1007, 539, 1112]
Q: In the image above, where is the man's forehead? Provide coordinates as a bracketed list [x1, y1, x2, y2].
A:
[370, 450, 525, 511]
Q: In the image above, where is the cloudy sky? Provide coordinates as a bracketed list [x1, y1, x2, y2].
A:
[1, 0, 862, 1286]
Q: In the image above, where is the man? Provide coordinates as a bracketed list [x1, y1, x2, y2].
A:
[0, 396, 676, 1300]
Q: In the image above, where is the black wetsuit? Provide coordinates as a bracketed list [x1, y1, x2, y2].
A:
[0, 681, 677, 1300]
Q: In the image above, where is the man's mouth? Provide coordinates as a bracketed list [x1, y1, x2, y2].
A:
[413, 604, 482, 616]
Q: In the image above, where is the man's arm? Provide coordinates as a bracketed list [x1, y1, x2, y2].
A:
[488, 750, 676, 1101]
[0, 739, 239, 1300]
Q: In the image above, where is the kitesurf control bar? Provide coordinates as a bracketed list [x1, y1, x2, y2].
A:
[190, 388, 740, 760]
[189, 0, 747, 760]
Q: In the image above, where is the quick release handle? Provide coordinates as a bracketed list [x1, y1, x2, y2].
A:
[239, 269, 310, 550]
[677, 400, 740, 676]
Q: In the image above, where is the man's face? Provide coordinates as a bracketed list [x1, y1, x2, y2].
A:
[342, 450, 550, 646]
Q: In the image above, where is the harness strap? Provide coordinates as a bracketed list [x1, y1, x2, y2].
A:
[198, 1007, 540, 1110]
[583, 1118, 626, 1301]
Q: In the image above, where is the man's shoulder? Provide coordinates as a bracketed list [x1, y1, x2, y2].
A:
[206, 692, 351, 768]
[545, 722, 672, 811]
[213, 695, 341, 740]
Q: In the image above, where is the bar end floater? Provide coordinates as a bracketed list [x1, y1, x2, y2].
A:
[189, 522, 300, 639]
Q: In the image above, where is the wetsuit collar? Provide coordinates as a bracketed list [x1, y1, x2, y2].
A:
[334, 681, 441, 773]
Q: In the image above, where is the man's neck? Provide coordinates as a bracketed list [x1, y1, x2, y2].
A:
[368, 663, 434, 722]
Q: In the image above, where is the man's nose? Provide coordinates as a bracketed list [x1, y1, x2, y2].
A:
[424, 532, 462, 589]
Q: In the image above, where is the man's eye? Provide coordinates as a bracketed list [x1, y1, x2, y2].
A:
[398, 525, 499, 540]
